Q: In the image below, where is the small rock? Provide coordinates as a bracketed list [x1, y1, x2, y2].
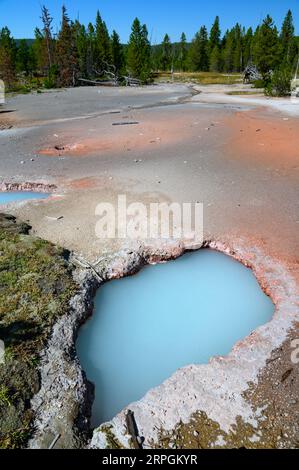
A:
[288, 399, 297, 405]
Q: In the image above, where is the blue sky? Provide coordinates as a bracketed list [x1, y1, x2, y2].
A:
[0, 0, 299, 42]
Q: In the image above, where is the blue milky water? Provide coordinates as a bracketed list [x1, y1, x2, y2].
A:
[0, 192, 49, 205]
[77, 249, 274, 427]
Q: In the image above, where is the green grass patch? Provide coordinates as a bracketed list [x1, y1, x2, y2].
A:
[0, 214, 77, 448]
[226, 90, 263, 96]
[155, 71, 242, 85]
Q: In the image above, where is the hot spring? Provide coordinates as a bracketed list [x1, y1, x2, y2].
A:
[77, 249, 274, 427]
[0, 191, 49, 205]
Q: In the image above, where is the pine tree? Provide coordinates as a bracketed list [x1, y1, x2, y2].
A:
[151, 44, 161, 71]
[86, 23, 96, 77]
[127, 18, 151, 82]
[56, 6, 79, 87]
[209, 16, 221, 71]
[95, 11, 111, 72]
[189, 26, 209, 71]
[243, 27, 253, 67]
[233, 24, 243, 72]
[127, 18, 142, 78]
[178, 32, 188, 71]
[74, 21, 88, 77]
[210, 16, 221, 51]
[0, 27, 16, 65]
[0, 48, 15, 88]
[161, 34, 172, 71]
[32, 28, 47, 73]
[223, 30, 234, 72]
[16, 40, 29, 74]
[111, 30, 124, 75]
[280, 10, 296, 65]
[209, 45, 221, 72]
[253, 15, 280, 78]
[0, 27, 16, 88]
[140, 24, 151, 81]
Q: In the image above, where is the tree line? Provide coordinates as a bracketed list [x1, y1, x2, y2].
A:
[155, 12, 298, 77]
[0, 6, 298, 90]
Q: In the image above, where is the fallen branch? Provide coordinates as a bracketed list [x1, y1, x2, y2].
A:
[112, 121, 139, 126]
[72, 256, 103, 283]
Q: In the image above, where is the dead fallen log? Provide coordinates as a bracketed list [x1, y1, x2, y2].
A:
[112, 121, 139, 126]
[124, 76, 141, 87]
[78, 78, 101, 85]
[78, 78, 117, 87]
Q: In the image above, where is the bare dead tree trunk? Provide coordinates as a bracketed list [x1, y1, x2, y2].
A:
[41, 5, 54, 70]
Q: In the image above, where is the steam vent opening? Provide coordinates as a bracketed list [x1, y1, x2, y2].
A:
[76, 249, 275, 428]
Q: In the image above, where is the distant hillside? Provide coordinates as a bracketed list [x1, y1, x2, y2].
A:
[17, 38, 191, 49]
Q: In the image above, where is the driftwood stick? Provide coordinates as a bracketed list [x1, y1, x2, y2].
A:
[48, 433, 61, 450]
[126, 410, 143, 449]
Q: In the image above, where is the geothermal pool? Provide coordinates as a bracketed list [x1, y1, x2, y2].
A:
[0, 191, 49, 205]
[77, 249, 274, 427]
